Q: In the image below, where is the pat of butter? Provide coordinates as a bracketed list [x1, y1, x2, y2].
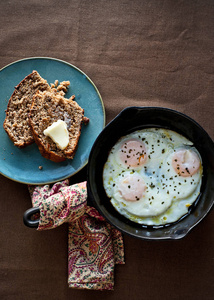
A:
[43, 120, 69, 150]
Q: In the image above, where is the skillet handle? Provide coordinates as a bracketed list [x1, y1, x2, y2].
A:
[23, 207, 40, 228]
[23, 195, 93, 229]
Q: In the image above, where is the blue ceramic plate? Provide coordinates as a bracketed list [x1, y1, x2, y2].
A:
[0, 57, 105, 184]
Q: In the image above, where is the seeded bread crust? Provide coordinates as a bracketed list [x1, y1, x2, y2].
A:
[29, 90, 85, 162]
[3, 70, 51, 148]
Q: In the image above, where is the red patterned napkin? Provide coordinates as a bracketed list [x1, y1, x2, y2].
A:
[28, 180, 125, 290]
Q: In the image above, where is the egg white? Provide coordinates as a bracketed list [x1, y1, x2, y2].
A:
[103, 128, 203, 226]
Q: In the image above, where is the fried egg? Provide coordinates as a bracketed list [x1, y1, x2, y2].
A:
[103, 128, 203, 226]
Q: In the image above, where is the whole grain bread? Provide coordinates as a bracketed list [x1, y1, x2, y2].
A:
[3, 70, 51, 147]
[29, 90, 85, 162]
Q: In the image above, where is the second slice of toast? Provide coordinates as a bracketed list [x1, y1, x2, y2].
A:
[29, 90, 85, 162]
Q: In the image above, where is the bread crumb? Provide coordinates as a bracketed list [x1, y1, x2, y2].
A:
[83, 117, 90, 125]
[57, 81, 70, 93]
[39, 166, 43, 170]
[70, 95, 75, 101]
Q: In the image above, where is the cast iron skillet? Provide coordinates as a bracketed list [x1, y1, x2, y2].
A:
[87, 107, 214, 240]
[24, 107, 214, 240]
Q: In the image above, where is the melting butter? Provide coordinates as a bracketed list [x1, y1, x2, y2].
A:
[43, 120, 69, 150]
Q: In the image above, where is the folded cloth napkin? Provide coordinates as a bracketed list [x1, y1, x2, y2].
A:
[28, 180, 125, 290]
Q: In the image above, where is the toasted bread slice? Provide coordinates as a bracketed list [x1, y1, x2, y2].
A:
[29, 90, 85, 162]
[3, 70, 51, 148]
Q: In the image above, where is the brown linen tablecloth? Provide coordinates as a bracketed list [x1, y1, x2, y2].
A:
[0, 1, 213, 299]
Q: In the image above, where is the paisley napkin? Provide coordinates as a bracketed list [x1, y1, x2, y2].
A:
[28, 180, 125, 290]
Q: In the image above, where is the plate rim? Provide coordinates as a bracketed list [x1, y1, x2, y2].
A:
[0, 56, 106, 185]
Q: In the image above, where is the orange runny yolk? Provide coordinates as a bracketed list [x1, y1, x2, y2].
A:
[118, 173, 147, 201]
[172, 149, 200, 177]
[119, 139, 147, 168]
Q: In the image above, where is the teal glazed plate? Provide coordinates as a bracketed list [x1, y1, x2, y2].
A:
[0, 57, 105, 184]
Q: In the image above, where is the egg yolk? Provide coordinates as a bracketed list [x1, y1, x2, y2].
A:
[119, 139, 147, 168]
[118, 173, 146, 201]
[172, 149, 201, 177]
